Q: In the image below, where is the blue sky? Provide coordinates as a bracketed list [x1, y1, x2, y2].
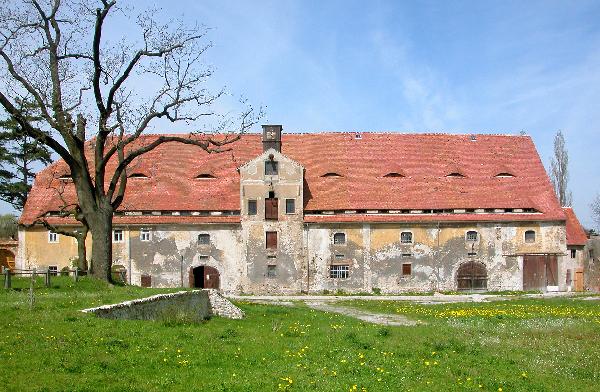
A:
[3, 0, 600, 227]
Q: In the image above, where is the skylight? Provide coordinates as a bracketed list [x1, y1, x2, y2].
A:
[446, 172, 466, 178]
[383, 172, 405, 178]
[128, 173, 149, 179]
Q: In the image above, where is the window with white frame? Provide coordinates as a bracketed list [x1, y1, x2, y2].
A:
[113, 229, 124, 243]
[48, 231, 59, 243]
[400, 231, 413, 244]
[466, 230, 478, 242]
[329, 264, 350, 279]
[48, 265, 58, 276]
[140, 229, 151, 242]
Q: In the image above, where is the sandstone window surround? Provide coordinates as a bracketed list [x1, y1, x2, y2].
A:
[198, 234, 210, 245]
[333, 232, 346, 245]
[524, 230, 536, 243]
[248, 200, 257, 215]
[400, 231, 413, 244]
[466, 230, 478, 242]
[285, 198, 295, 214]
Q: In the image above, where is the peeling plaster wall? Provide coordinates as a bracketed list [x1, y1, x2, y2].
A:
[584, 236, 600, 291]
[307, 221, 567, 293]
[128, 224, 243, 294]
[239, 148, 306, 293]
[17, 226, 92, 270]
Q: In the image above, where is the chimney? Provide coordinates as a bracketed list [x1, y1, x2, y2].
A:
[262, 125, 282, 152]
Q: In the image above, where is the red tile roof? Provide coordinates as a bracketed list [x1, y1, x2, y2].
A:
[563, 207, 588, 246]
[20, 132, 565, 225]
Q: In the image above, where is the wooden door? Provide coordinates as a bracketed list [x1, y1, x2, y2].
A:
[545, 255, 558, 286]
[523, 255, 545, 291]
[575, 268, 584, 292]
[203, 266, 220, 289]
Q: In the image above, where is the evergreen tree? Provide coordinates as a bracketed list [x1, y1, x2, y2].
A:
[0, 100, 52, 210]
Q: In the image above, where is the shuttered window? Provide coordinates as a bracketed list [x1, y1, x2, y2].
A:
[265, 198, 278, 220]
[266, 231, 277, 249]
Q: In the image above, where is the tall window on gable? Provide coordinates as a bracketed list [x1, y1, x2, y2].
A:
[400, 232, 413, 244]
[198, 234, 210, 245]
[466, 231, 478, 242]
[524, 230, 536, 243]
[248, 200, 257, 215]
[265, 160, 278, 175]
[333, 232, 346, 245]
[113, 229, 123, 243]
[48, 231, 59, 243]
[266, 231, 278, 249]
[571, 249, 577, 259]
[265, 193, 278, 220]
[285, 199, 295, 214]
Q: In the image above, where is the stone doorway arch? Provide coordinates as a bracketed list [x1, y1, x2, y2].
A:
[456, 261, 488, 291]
[189, 265, 220, 289]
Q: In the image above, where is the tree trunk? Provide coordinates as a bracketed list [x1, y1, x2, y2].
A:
[77, 232, 88, 271]
[89, 210, 113, 283]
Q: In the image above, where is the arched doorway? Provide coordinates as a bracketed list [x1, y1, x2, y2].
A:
[0, 249, 15, 270]
[189, 266, 220, 289]
[456, 261, 488, 291]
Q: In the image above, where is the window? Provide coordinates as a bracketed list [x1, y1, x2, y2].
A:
[248, 200, 257, 215]
[524, 230, 536, 243]
[48, 231, 58, 243]
[333, 232, 346, 245]
[266, 231, 277, 249]
[401, 253, 413, 258]
[321, 172, 343, 178]
[265, 160, 278, 175]
[267, 265, 277, 278]
[335, 254, 345, 260]
[198, 234, 210, 245]
[383, 172, 405, 178]
[400, 231, 413, 244]
[570, 249, 576, 258]
[466, 231, 478, 242]
[265, 197, 278, 220]
[195, 173, 216, 179]
[329, 265, 349, 279]
[140, 229, 151, 242]
[402, 263, 412, 276]
[48, 265, 58, 276]
[113, 230, 123, 243]
[285, 199, 295, 214]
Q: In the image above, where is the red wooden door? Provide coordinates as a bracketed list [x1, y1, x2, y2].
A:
[203, 266, 220, 289]
[265, 198, 278, 220]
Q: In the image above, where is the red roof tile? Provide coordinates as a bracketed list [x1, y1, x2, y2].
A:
[563, 207, 588, 246]
[20, 132, 565, 225]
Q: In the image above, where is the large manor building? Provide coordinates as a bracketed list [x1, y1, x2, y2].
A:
[16, 126, 591, 294]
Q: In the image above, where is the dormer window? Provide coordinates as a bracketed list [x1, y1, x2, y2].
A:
[446, 172, 466, 178]
[383, 172, 405, 178]
[265, 160, 278, 175]
[128, 173, 149, 179]
[495, 172, 515, 178]
[321, 172, 343, 178]
[58, 173, 72, 182]
[195, 173, 217, 179]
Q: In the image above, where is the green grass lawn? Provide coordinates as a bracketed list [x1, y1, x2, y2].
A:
[1, 277, 599, 391]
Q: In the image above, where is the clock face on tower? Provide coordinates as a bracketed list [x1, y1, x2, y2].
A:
[266, 131, 276, 140]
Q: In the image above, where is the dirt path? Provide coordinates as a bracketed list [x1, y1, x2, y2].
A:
[305, 301, 420, 326]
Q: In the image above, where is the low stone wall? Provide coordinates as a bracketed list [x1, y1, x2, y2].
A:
[81, 289, 244, 321]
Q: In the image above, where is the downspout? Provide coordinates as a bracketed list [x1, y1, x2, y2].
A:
[436, 221, 441, 292]
[304, 223, 310, 294]
[127, 225, 132, 285]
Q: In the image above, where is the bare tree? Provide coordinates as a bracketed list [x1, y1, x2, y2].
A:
[549, 130, 572, 206]
[0, 1, 261, 282]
